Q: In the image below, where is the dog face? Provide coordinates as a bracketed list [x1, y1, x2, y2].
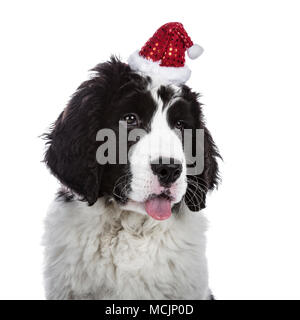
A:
[44, 57, 219, 219]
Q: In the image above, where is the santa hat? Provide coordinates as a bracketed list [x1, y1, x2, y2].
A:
[128, 22, 203, 85]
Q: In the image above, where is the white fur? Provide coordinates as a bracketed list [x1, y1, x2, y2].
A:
[125, 87, 187, 212]
[187, 44, 204, 60]
[128, 50, 191, 85]
[43, 197, 210, 300]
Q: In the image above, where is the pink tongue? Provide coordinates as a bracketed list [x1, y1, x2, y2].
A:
[145, 198, 172, 220]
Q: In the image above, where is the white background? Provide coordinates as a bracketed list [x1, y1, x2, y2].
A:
[0, 0, 299, 300]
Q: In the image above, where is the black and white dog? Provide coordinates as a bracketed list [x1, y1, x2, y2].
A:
[43, 57, 220, 300]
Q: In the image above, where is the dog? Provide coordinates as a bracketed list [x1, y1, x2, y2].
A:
[43, 57, 220, 300]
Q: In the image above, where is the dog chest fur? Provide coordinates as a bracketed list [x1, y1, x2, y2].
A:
[43, 198, 210, 299]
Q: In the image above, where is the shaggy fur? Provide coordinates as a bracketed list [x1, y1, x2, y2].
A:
[43, 57, 220, 300]
[44, 196, 209, 299]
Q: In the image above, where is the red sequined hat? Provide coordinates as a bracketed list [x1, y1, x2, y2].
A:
[128, 22, 203, 85]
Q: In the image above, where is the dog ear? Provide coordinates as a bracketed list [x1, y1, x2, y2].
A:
[185, 127, 220, 212]
[44, 78, 104, 205]
[44, 57, 126, 205]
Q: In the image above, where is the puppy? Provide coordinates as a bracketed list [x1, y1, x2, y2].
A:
[43, 57, 220, 300]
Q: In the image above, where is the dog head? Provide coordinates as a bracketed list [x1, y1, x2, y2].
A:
[44, 57, 220, 220]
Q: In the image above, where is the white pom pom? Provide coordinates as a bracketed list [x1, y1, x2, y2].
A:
[187, 44, 204, 59]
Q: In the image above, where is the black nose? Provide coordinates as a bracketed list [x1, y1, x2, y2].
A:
[151, 157, 182, 186]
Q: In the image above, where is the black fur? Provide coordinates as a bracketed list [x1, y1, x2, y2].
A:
[166, 86, 220, 211]
[56, 188, 75, 202]
[44, 57, 220, 211]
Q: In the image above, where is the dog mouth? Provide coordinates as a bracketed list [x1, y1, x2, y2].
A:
[144, 192, 174, 221]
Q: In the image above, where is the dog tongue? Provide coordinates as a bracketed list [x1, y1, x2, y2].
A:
[145, 198, 172, 220]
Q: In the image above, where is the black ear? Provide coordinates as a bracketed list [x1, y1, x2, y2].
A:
[185, 127, 220, 212]
[44, 79, 103, 205]
[44, 57, 128, 205]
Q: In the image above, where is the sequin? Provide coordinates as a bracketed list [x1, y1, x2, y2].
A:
[139, 22, 193, 67]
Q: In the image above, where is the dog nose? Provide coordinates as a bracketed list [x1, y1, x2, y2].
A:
[151, 158, 182, 186]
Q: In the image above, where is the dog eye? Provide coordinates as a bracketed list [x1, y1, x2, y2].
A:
[175, 120, 185, 130]
[123, 113, 139, 126]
